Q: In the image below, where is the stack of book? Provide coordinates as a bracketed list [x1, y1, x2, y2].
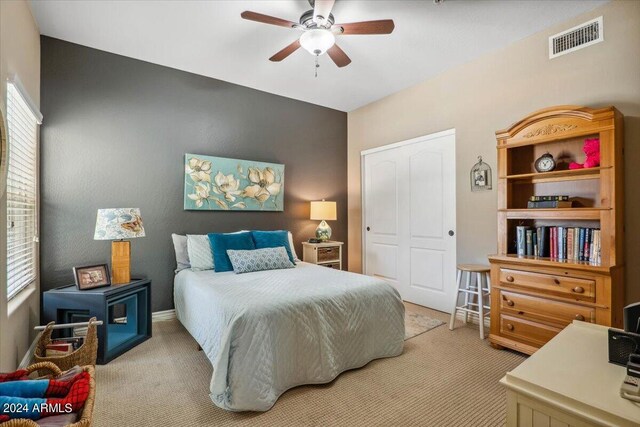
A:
[527, 195, 572, 209]
[45, 341, 74, 357]
[44, 337, 84, 357]
[516, 226, 601, 264]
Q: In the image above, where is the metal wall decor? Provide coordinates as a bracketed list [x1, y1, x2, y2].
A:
[470, 156, 492, 192]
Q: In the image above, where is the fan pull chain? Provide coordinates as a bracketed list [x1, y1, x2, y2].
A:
[314, 54, 319, 78]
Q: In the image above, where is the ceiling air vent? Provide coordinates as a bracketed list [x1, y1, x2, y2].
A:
[549, 16, 603, 59]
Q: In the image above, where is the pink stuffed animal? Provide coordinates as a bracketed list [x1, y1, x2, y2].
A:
[569, 138, 600, 169]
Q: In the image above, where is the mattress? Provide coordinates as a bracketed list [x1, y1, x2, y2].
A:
[174, 262, 404, 411]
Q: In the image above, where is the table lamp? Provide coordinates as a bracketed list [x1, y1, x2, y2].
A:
[310, 200, 336, 241]
[94, 208, 145, 285]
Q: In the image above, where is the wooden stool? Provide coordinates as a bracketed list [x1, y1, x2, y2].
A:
[449, 264, 491, 339]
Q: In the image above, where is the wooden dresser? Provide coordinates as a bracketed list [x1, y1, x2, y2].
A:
[488, 105, 624, 355]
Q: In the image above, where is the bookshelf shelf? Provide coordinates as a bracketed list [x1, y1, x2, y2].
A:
[503, 166, 608, 184]
[488, 105, 624, 356]
[501, 208, 607, 220]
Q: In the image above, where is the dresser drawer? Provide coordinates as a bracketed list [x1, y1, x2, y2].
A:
[499, 268, 595, 302]
[500, 290, 595, 327]
[317, 246, 340, 262]
[500, 315, 562, 347]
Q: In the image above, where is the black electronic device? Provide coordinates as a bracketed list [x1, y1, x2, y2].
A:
[608, 328, 640, 366]
[624, 302, 640, 334]
[621, 354, 640, 402]
[609, 302, 640, 367]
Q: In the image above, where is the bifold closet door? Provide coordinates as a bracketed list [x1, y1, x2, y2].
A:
[363, 131, 456, 312]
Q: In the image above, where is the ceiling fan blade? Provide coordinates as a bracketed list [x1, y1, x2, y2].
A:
[327, 44, 351, 68]
[334, 19, 395, 35]
[313, 0, 335, 25]
[241, 11, 298, 29]
[269, 39, 302, 62]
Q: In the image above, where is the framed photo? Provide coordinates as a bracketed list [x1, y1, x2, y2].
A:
[473, 170, 487, 187]
[470, 156, 492, 192]
[73, 264, 111, 290]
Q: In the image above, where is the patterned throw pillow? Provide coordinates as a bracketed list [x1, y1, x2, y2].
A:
[227, 247, 295, 274]
[251, 230, 296, 264]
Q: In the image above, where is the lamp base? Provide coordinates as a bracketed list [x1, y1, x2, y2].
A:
[111, 240, 131, 285]
[315, 220, 332, 241]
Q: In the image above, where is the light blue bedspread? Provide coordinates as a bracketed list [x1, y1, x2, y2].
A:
[174, 262, 405, 411]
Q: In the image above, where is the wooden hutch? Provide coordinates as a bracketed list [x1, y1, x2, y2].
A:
[488, 105, 624, 355]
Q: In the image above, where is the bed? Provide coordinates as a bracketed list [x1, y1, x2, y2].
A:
[174, 261, 405, 412]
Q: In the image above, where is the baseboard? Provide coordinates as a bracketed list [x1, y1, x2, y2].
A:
[152, 309, 176, 322]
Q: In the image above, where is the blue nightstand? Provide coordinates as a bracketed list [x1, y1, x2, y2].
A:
[43, 279, 152, 364]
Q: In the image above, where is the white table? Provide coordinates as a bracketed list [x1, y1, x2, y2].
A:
[501, 321, 640, 426]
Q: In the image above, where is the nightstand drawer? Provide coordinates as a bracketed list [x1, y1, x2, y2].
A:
[317, 246, 340, 262]
[499, 268, 595, 302]
[319, 262, 340, 270]
[500, 290, 595, 327]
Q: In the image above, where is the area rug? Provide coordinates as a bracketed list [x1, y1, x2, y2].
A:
[405, 310, 445, 340]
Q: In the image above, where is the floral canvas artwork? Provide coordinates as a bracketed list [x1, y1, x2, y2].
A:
[184, 154, 284, 211]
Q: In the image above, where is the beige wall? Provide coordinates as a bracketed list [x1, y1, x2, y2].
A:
[348, 1, 640, 303]
[0, 0, 41, 371]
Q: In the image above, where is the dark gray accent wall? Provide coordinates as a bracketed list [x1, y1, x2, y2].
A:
[40, 37, 348, 311]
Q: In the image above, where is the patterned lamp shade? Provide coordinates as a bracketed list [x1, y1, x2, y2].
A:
[94, 208, 145, 240]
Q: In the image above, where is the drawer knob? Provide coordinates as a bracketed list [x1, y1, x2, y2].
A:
[506, 300, 514, 307]
[572, 286, 585, 294]
[507, 323, 514, 331]
[506, 275, 514, 283]
[575, 314, 585, 321]
[553, 278, 561, 285]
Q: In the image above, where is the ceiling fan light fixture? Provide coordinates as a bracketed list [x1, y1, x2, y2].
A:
[299, 29, 335, 56]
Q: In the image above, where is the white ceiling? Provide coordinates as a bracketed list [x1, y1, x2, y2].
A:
[29, 0, 607, 112]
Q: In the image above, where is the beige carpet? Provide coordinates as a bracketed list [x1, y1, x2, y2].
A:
[95, 303, 525, 426]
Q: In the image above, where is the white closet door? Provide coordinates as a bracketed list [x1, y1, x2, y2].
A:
[363, 148, 404, 295]
[363, 130, 456, 313]
[401, 134, 456, 312]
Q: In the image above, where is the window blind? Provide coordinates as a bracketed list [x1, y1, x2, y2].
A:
[6, 82, 39, 300]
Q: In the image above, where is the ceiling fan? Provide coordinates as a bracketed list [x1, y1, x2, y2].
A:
[241, 0, 395, 71]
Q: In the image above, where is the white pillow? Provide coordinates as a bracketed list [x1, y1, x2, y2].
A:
[287, 231, 299, 262]
[186, 234, 215, 271]
[171, 234, 190, 273]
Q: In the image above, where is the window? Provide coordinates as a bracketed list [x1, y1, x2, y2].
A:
[6, 81, 41, 300]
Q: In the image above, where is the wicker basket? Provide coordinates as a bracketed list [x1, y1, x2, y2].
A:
[0, 362, 95, 427]
[34, 318, 98, 371]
